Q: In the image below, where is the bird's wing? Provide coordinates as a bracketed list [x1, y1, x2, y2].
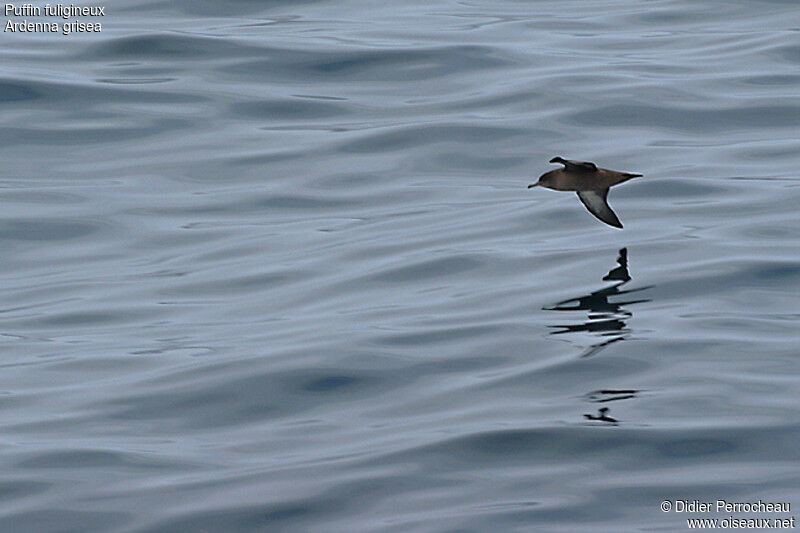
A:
[550, 157, 597, 172]
[576, 189, 622, 228]
[565, 160, 598, 172]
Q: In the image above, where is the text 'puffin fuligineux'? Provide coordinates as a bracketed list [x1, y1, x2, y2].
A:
[528, 157, 642, 229]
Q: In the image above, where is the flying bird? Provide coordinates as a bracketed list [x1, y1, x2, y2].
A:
[528, 157, 642, 228]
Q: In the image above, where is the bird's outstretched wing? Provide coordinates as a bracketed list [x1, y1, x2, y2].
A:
[551, 157, 597, 172]
[567, 160, 598, 172]
[576, 189, 622, 228]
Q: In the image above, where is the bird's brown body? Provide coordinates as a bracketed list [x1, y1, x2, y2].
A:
[536, 166, 637, 191]
[528, 157, 642, 228]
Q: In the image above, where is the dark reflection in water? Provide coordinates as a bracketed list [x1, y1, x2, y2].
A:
[545, 248, 653, 425]
[583, 407, 618, 425]
[586, 389, 639, 403]
[544, 248, 652, 359]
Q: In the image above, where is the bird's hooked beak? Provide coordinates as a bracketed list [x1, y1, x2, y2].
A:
[527, 182, 539, 188]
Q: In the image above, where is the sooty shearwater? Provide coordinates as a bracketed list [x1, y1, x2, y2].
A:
[528, 157, 642, 229]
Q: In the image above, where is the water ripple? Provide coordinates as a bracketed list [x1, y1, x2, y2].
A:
[3, 1, 800, 531]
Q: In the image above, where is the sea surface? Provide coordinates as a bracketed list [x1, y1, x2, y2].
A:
[2, 1, 800, 531]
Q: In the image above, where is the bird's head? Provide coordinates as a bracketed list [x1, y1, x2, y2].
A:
[528, 172, 553, 189]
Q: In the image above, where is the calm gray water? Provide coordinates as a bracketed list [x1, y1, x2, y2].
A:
[2, 1, 800, 531]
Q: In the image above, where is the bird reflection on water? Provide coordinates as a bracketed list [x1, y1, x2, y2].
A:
[583, 407, 618, 425]
[544, 248, 653, 425]
[544, 248, 651, 359]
